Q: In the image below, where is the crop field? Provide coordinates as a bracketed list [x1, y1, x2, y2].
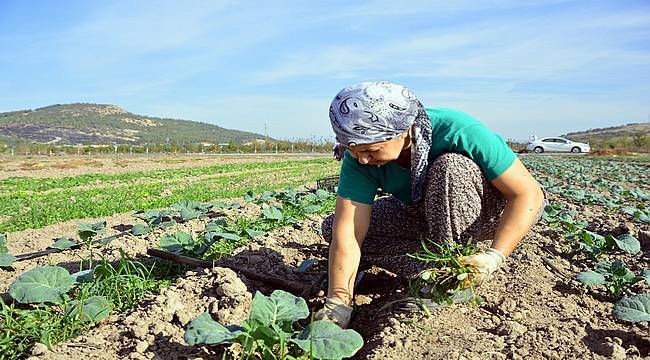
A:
[0, 154, 649, 360]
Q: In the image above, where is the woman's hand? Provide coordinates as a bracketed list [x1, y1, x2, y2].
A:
[458, 248, 506, 284]
[314, 297, 353, 328]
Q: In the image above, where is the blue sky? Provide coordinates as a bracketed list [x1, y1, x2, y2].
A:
[0, 0, 648, 142]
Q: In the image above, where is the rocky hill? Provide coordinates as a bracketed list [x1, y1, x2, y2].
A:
[0, 103, 265, 145]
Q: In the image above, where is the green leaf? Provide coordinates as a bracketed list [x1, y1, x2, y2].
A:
[245, 229, 265, 238]
[250, 290, 309, 327]
[160, 231, 194, 253]
[71, 269, 93, 283]
[77, 221, 106, 241]
[51, 237, 77, 250]
[220, 233, 241, 241]
[303, 205, 322, 214]
[0, 253, 17, 267]
[613, 293, 650, 323]
[576, 271, 606, 286]
[131, 224, 150, 236]
[290, 320, 364, 359]
[65, 296, 112, 323]
[9, 266, 74, 304]
[184, 313, 243, 346]
[614, 234, 641, 254]
[622, 207, 639, 216]
[262, 206, 283, 221]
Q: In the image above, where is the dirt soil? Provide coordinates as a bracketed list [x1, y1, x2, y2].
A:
[4, 182, 650, 359]
[0, 154, 328, 179]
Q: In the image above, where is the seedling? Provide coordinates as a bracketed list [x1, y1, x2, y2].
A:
[574, 231, 640, 258]
[184, 290, 363, 359]
[77, 220, 107, 270]
[132, 209, 177, 235]
[613, 293, 650, 323]
[408, 240, 480, 304]
[577, 260, 648, 298]
[0, 233, 17, 268]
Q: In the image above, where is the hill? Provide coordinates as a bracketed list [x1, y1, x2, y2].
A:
[563, 122, 650, 143]
[561, 122, 650, 151]
[0, 103, 265, 145]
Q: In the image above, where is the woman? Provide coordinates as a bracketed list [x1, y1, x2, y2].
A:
[315, 81, 545, 328]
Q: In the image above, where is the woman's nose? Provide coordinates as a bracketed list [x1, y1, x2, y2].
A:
[358, 154, 370, 164]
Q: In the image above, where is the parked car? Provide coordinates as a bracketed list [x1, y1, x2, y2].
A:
[526, 137, 590, 153]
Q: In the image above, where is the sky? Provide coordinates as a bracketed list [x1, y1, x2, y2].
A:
[0, 0, 649, 142]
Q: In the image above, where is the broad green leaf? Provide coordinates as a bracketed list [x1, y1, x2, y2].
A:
[245, 229, 265, 238]
[51, 237, 77, 250]
[9, 266, 74, 304]
[0, 253, 17, 267]
[303, 205, 321, 214]
[184, 313, 242, 346]
[77, 221, 106, 241]
[262, 206, 283, 221]
[131, 224, 150, 236]
[622, 207, 638, 216]
[220, 233, 241, 241]
[250, 290, 309, 327]
[178, 208, 202, 221]
[577, 271, 606, 286]
[243, 191, 256, 202]
[290, 320, 363, 359]
[613, 293, 650, 323]
[160, 231, 194, 253]
[71, 269, 93, 283]
[65, 296, 112, 323]
[614, 234, 640, 254]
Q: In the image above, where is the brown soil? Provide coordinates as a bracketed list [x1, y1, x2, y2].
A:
[0, 154, 328, 179]
[4, 166, 649, 359]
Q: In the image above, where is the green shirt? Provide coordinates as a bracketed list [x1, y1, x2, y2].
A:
[337, 107, 516, 205]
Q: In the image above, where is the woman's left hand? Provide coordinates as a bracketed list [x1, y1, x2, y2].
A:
[458, 248, 506, 283]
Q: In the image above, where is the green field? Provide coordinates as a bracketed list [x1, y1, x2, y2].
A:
[0, 158, 341, 233]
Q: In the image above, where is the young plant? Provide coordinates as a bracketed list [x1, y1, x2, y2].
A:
[77, 220, 107, 270]
[575, 231, 640, 258]
[407, 240, 480, 304]
[613, 293, 650, 323]
[131, 209, 176, 235]
[577, 260, 648, 298]
[184, 290, 363, 359]
[0, 233, 17, 268]
[160, 230, 206, 257]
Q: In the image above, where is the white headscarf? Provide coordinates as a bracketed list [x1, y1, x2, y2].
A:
[329, 81, 433, 204]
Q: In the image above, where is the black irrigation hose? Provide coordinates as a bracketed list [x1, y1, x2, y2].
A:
[13, 231, 130, 262]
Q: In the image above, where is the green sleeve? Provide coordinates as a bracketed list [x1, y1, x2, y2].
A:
[454, 125, 517, 180]
[336, 151, 379, 204]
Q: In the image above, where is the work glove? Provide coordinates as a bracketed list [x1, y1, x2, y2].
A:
[314, 297, 353, 328]
[458, 248, 506, 284]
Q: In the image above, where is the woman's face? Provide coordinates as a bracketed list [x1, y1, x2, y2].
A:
[347, 131, 410, 165]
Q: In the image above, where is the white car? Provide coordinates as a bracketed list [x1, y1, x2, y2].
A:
[526, 137, 590, 153]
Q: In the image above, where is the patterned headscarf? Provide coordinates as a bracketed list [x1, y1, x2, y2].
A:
[329, 81, 433, 204]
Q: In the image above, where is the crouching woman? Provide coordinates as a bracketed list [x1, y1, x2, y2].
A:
[315, 81, 545, 328]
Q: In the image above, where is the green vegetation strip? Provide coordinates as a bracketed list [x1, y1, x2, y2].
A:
[0, 159, 329, 193]
[0, 160, 340, 233]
